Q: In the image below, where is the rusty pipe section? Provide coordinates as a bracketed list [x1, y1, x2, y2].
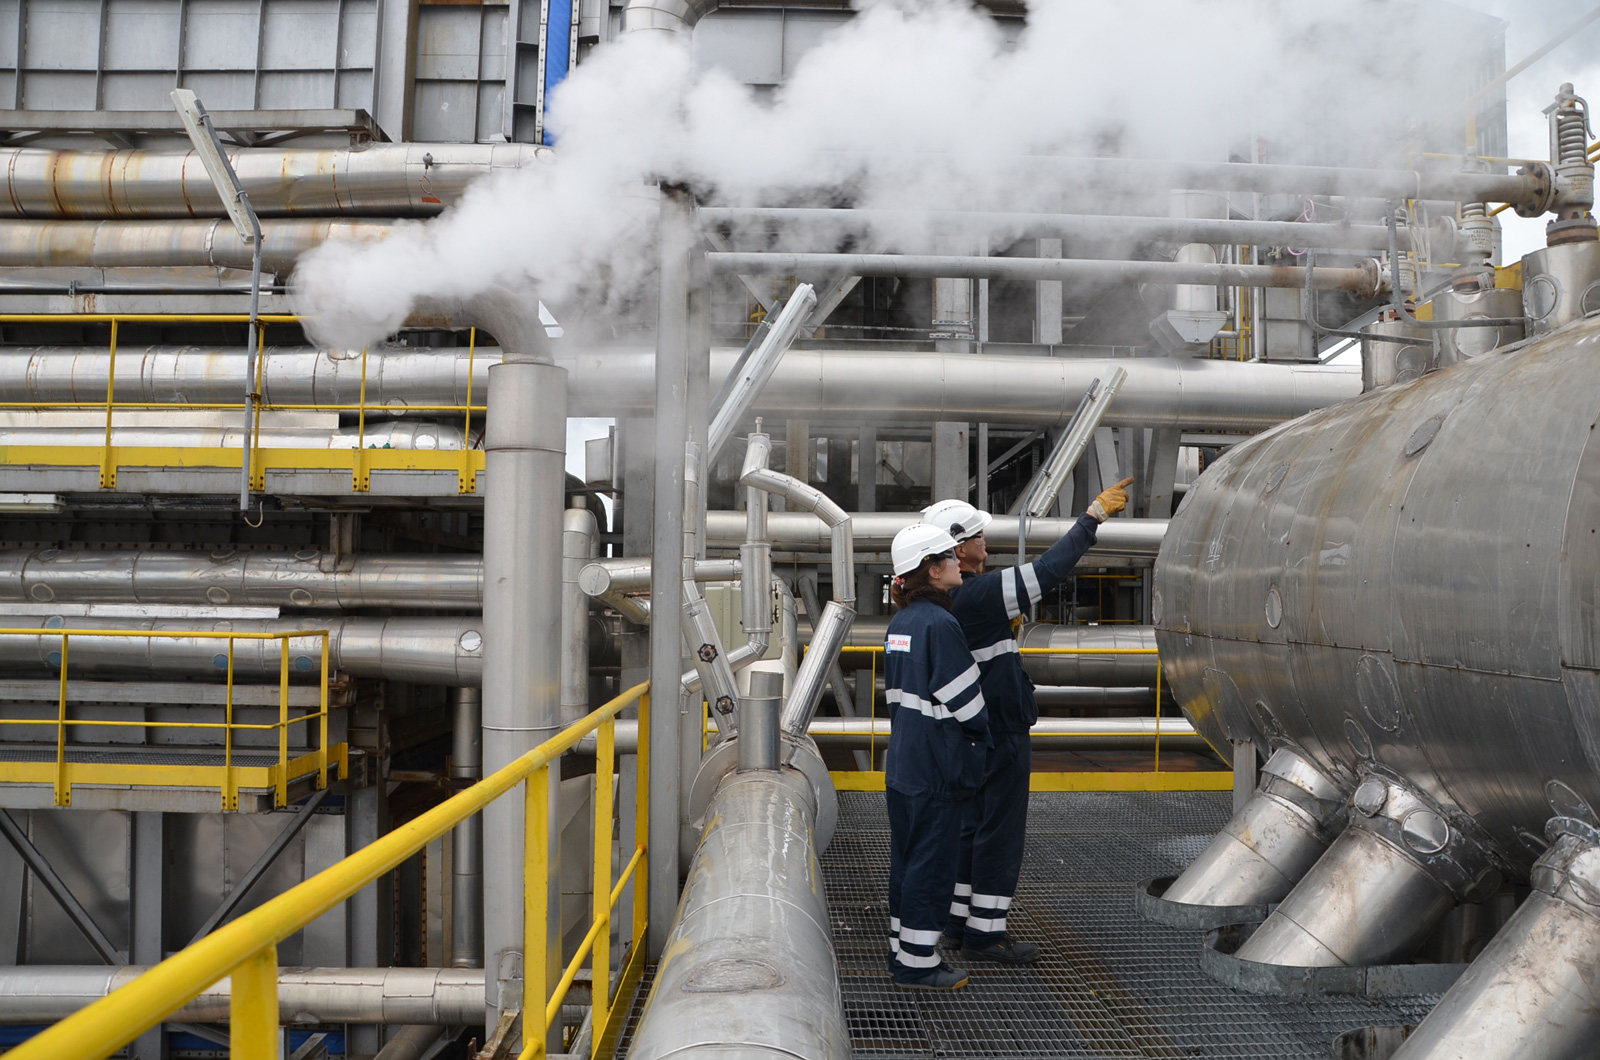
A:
[0, 143, 549, 220]
[0, 549, 481, 609]
[0, 218, 400, 270]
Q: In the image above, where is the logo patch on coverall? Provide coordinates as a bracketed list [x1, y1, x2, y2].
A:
[886, 634, 912, 653]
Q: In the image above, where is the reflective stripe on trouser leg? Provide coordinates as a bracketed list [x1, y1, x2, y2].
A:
[948, 799, 978, 937]
[887, 788, 965, 980]
[965, 731, 1031, 945]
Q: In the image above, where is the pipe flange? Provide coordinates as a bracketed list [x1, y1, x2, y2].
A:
[686, 731, 838, 854]
[1255, 747, 1349, 842]
[1514, 162, 1557, 219]
[1533, 818, 1600, 917]
[1347, 773, 1502, 902]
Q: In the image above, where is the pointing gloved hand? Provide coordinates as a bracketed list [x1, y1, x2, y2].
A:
[1088, 477, 1135, 523]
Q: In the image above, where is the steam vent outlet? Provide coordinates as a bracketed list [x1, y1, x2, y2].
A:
[1158, 747, 1348, 909]
[1234, 774, 1501, 968]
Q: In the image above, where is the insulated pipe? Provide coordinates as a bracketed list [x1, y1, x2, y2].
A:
[0, 421, 475, 451]
[1016, 624, 1161, 686]
[562, 509, 599, 728]
[699, 207, 1415, 253]
[373, 1026, 445, 1060]
[624, 766, 850, 1060]
[0, 218, 399, 270]
[578, 558, 739, 595]
[0, 550, 482, 610]
[0, 346, 1362, 432]
[450, 688, 484, 970]
[0, 966, 486, 1024]
[1159, 747, 1348, 908]
[707, 512, 1167, 556]
[1388, 822, 1600, 1060]
[419, 288, 566, 1029]
[0, 615, 483, 685]
[709, 252, 1386, 297]
[0, 143, 549, 220]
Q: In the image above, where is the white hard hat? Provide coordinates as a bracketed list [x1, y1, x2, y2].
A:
[921, 498, 993, 543]
[891, 524, 960, 577]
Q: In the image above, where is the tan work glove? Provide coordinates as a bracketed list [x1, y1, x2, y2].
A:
[1088, 477, 1134, 522]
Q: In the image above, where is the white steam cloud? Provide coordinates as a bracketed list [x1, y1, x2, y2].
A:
[293, 0, 1526, 349]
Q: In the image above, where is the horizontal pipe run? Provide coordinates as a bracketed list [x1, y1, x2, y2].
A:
[0, 550, 481, 610]
[709, 252, 1380, 294]
[0, 966, 485, 1024]
[578, 558, 739, 595]
[700, 207, 1411, 253]
[0, 144, 549, 220]
[0, 219, 400, 271]
[576, 710, 1187, 753]
[0, 346, 1361, 432]
[0, 615, 483, 685]
[706, 512, 1166, 555]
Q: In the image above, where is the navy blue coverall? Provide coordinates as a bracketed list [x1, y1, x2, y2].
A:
[945, 513, 1099, 946]
[882, 596, 989, 981]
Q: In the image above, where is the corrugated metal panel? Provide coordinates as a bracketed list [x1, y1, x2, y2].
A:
[412, 1, 510, 143]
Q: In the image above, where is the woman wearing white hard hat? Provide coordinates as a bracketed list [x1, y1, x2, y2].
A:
[920, 478, 1133, 965]
[880, 523, 990, 991]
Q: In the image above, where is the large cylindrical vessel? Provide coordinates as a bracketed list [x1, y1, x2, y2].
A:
[1154, 313, 1600, 876]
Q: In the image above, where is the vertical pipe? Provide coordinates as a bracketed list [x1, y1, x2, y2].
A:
[131, 812, 164, 1060]
[561, 509, 598, 728]
[450, 688, 483, 970]
[647, 183, 693, 957]
[479, 355, 568, 1026]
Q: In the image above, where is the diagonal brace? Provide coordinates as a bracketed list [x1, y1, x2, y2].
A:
[0, 810, 123, 965]
[188, 786, 331, 945]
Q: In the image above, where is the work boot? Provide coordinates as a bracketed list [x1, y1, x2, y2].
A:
[962, 935, 1041, 964]
[893, 962, 971, 990]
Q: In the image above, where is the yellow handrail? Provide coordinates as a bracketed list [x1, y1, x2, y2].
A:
[6, 680, 650, 1060]
[0, 627, 337, 810]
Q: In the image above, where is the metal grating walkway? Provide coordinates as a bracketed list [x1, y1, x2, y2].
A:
[615, 790, 1439, 1059]
[826, 791, 1436, 1059]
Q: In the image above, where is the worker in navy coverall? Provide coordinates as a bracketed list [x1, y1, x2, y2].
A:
[882, 523, 989, 990]
[921, 477, 1133, 963]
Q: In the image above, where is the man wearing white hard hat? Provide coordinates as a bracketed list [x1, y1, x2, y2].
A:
[920, 477, 1133, 964]
[880, 523, 989, 990]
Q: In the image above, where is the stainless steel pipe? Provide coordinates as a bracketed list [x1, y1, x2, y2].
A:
[0, 346, 1362, 432]
[1389, 822, 1600, 1060]
[707, 512, 1166, 556]
[0, 614, 483, 685]
[1160, 747, 1347, 908]
[562, 509, 599, 727]
[0, 143, 548, 220]
[0, 966, 486, 1024]
[709, 252, 1385, 296]
[450, 687, 484, 970]
[0, 218, 399, 270]
[0, 549, 481, 610]
[625, 766, 849, 1060]
[700, 207, 1412, 253]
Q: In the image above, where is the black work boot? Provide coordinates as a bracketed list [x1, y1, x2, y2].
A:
[893, 962, 971, 990]
[961, 934, 1041, 964]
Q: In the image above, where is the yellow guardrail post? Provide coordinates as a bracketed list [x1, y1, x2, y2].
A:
[461, 327, 478, 495]
[318, 632, 330, 788]
[591, 713, 615, 1053]
[633, 691, 650, 947]
[523, 761, 551, 1060]
[230, 943, 279, 1060]
[223, 638, 238, 812]
[54, 633, 70, 807]
[99, 320, 119, 489]
[354, 346, 371, 492]
[277, 636, 290, 807]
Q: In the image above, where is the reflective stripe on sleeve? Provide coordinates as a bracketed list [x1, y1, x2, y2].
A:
[1019, 562, 1042, 605]
[933, 663, 980, 703]
[970, 638, 1020, 662]
[952, 693, 986, 723]
[1001, 568, 1021, 619]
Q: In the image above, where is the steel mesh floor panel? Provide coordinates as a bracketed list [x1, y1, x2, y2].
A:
[826, 791, 1438, 1058]
[614, 791, 1438, 1058]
